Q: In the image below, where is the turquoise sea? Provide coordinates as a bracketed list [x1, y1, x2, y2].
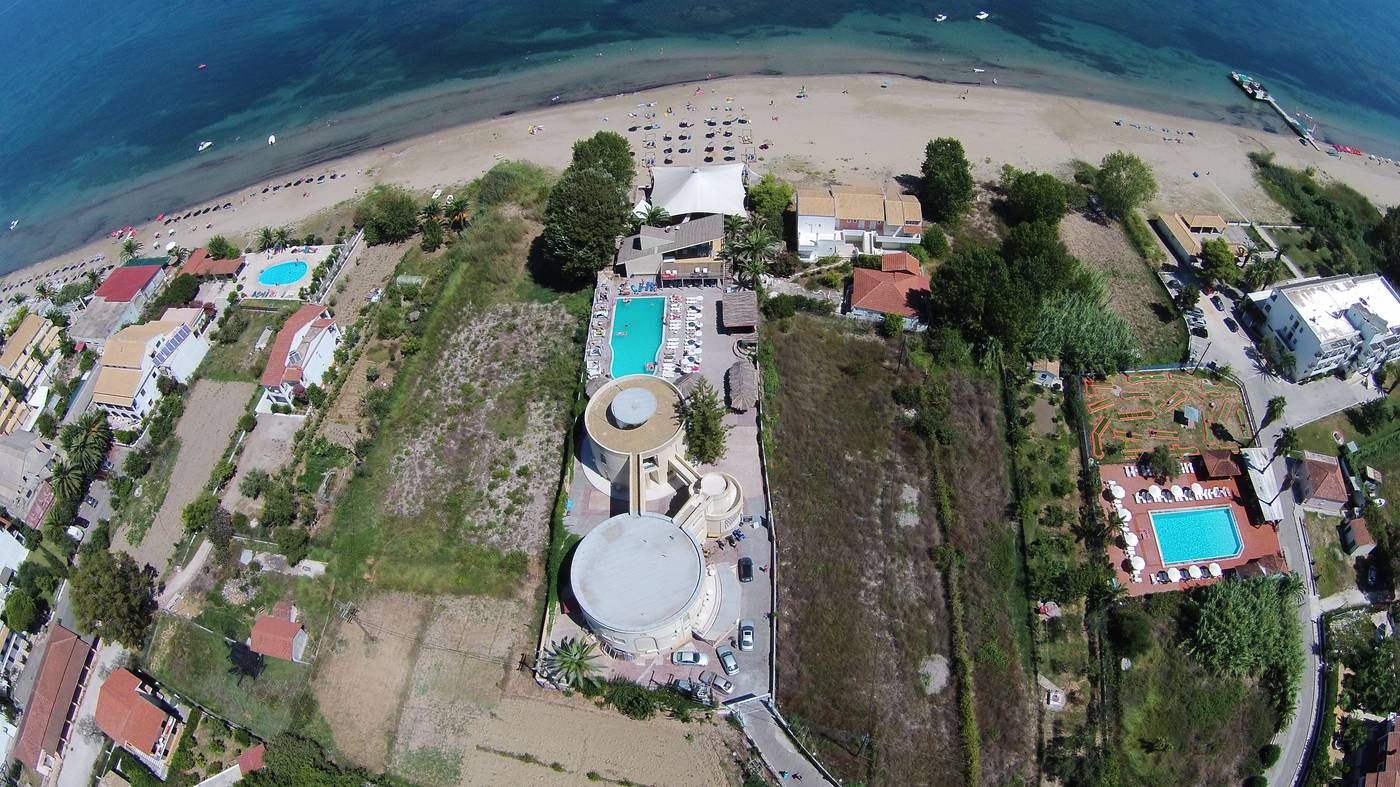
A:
[2, 0, 1398, 274]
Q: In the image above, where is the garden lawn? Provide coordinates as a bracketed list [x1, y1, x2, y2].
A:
[148, 616, 309, 738]
[1305, 512, 1357, 599]
[1269, 227, 1332, 276]
[198, 304, 298, 382]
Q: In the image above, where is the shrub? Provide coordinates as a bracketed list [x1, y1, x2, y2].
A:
[1108, 606, 1152, 658]
[238, 413, 257, 433]
[1259, 743, 1281, 768]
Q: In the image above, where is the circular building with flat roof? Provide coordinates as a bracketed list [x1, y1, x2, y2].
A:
[582, 374, 686, 499]
[570, 512, 707, 656]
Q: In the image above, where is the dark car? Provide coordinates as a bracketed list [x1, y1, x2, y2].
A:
[1210, 294, 1226, 311]
[1223, 317, 1239, 332]
[737, 557, 754, 583]
[84, 495, 98, 508]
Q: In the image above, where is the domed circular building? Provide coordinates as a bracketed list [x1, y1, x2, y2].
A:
[581, 375, 686, 503]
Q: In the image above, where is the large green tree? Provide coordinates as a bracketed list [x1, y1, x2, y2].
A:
[1004, 170, 1067, 225]
[920, 137, 974, 224]
[746, 174, 795, 228]
[354, 186, 420, 245]
[1200, 237, 1241, 286]
[69, 550, 157, 649]
[1189, 575, 1305, 721]
[1002, 221, 1079, 301]
[570, 131, 636, 188]
[543, 167, 630, 283]
[679, 377, 730, 464]
[4, 589, 41, 633]
[206, 235, 241, 260]
[930, 246, 1035, 352]
[1345, 636, 1400, 714]
[1095, 151, 1158, 217]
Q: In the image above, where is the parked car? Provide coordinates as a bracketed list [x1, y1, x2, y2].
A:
[84, 495, 98, 508]
[1185, 307, 1204, 318]
[700, 670, 734, 694]
[1210, 294, 1225, 311]
[739, 619, 755, 652]
[716, 645, 739, 675]
[672, 650, 708, 667]
[737, 557, 754, 583]
[1191, 325, 1208, 338]
[1223, 317, 1239, 332]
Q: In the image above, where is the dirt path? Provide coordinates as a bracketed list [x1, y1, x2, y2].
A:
[116, 380, 257, 574]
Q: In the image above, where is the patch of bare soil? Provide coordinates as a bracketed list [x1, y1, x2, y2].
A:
[327, 239, 409, 322]
[312, 592, 431, 771]
[223, 413, 300, 516]
[383, 301, 575, 555]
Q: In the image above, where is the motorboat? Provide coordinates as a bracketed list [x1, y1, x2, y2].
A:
[268, 134, 277, 145]
[8, 220, 16, 231]
[973, 68, 986, 73]
[975, 11, 990, 20]
[934, 13, 947, 21]
[197, 141, 213, 152]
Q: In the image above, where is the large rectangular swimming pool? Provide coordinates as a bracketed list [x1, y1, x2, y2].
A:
[1149, 506, 1244, 565]
[609, 296, 665, 377]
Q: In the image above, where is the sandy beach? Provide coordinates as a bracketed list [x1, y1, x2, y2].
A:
[8, 73, 1400, 298]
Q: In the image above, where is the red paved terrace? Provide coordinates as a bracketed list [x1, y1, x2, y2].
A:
[1099, 456, 1285, 596]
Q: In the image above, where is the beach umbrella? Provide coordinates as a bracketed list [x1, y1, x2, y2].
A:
[1208, 562, 1222, 577]
[1130, 555, 1146, 571]
[1123, 531, 1140, 547]
[1116, 508, 1132, 523]
[1191, 482, 1205, 498]
[1170, 484, 1184, 500]
[1188, 565, 1203, 580]
[165, 241, 177, 251]
[1148, 484, 1161, 499]
[1111, 485, 1126, 500]
[1167, 567, 1182, 582]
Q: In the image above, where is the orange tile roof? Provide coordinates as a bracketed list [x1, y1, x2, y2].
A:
[1303, 452, 1349, 503]
[1348, 517, 1375, 547]
[259, 305, 327, 388]
[1201, 450, 1241, 478]
[850, 267, 930, 318]
[250, 614, 304, 661]
[183, 248, 246, 277]
[95, 668, 172, 755]
[238, 743, 267, 774]
[880, 252, 922, 275]
[94, 265, 162, 302]
[14, 625, 92, 770]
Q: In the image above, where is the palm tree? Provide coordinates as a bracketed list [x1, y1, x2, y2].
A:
[273, 226, 292, 250]
[731, 219, 779, 291]
[166, 245, 190, 266]
[48, 460, 83, 501]
[77, 411, 113, 450]
[119, 238, 143, 262]
[723, 214, 745, 244]
[34, 282, 53, 300]
[1275, 427, 1298, 459]
[446, 203, 471, 234]
[540, 637, 601, 688]
[639, 204, 671, 228]
[257, 226, 277, 252]
[420, 200, 443, 230]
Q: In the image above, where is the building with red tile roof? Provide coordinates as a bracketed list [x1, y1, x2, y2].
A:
[182, 248, 246, 278]
[13, 625, 94, 775]
[93, 261, 165, 303]
[250, 601, 307, 662]
[95, 668, 181, 763]
[1295, 450, 1350, 513]
[237, 743, 267, 775]
[1343, 517, 1377, 558]
[1364, 725, 1400, 787]
[259, 306, 340, 408]
[1201, 449, 1242, 478]
[847, 253, 930, 324]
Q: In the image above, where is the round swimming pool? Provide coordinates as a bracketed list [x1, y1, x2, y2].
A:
[257, 260, 308, 286]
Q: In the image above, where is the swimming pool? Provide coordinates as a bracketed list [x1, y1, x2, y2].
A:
[1149, 506, 1243, 564]
[610, 297, 665, 377]
[257, 260, 308, 286]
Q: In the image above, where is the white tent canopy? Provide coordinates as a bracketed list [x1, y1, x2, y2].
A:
[649, 164, 747, 217]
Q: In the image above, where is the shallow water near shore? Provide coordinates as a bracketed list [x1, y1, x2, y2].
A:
[1, 0, 1397, 272]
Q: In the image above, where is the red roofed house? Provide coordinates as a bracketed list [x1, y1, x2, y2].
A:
[259, 305, 340, 409]
[1200, 449, 1242, 479]
[1364, 723, 1400, 787]
[250, 601, 307, 662]
[95, 668, 182, 768]
[846, 252, 930, 330]
[237, 743, 267, 775]
[12, 625, 95, 776]
[182, 247, 247, 278]
[1343, 517, 1377, 558]
[1293, 450, 1350, 515]
[71, 259, 168, 348]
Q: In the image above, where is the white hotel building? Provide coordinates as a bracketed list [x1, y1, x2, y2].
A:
[1251, 274, 1400, 381]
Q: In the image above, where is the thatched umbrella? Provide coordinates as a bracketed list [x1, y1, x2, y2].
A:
[725, 361, 759, 412]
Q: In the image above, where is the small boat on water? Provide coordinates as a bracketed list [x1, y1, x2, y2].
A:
[268, 134, 277, 145]
[934, 13, 947, 21]
[197, 141, 213, 152]
[196, 63, 207, 70]
[975, 10, 990, 20]
[8, 220, 17, 231]
[973, 68, 986, 73]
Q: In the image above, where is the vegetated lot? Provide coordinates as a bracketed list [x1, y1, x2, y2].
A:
[1084, 370, 1249, 461]
[1059, 214, 1185, 365]
[767, 315, 1032, 785]
[223, 414, 299, 517]
[1269, 226, 1331, 276]
[199, 303, 297, 383]
[1305, 512, 1357, 599]
[1116, 593, 1279, 784]
[147, 615, 310, 738]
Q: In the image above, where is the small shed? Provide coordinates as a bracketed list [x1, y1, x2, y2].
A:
[1342, 518, 1376, 558]
[721, 291, 759, 332]
[1178, 405, 1201, 427]
[725, 361, 759, 412]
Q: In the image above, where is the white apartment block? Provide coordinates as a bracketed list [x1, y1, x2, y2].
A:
[1252, 274, 1400, 381]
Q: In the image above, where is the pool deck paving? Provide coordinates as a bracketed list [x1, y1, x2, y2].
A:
[1100, 459, 1284, 596]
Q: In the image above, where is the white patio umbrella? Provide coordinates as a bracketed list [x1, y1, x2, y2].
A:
[1116, 508, 1133, 523]
[1207, 562, 1223, 577]
[1167, 566, 1182, 582]
[165, 241, 177, 251]
[1148, 484, 1162, 500]
[1123, 531, 1140, 547]
[1190, 482, 1205, 498]
[1130, 555, 1146, 571]
[1170, 484, 1184, 501]
[1110, 485, 1126, 500]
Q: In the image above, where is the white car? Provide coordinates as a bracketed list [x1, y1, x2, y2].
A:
[671, 650, 708, 667]
[739, 619, 756, 652]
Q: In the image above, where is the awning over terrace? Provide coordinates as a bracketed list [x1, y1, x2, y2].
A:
[1241, 447, 1285, 522]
